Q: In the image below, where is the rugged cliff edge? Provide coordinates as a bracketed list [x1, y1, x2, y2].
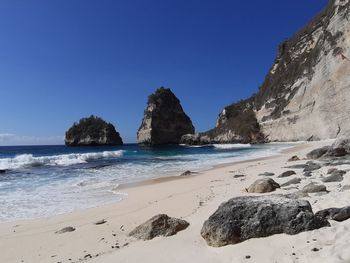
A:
[65, 115, 123, 146]
[183, 0, 350, 144]
[137, 87, 195, 146]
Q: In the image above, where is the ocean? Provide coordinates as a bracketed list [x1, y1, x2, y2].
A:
[0, 143, 291, 222]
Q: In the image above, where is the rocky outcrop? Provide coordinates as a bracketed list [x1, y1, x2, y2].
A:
[137, 87, 194, 146]
[247, 178, 280, 193]
[183, 0, 350, 144]
[65, 115, 123, 146]
[181, 99, 265, 145]
[201, 195, 329, 247]
[128, 214, 189, 240]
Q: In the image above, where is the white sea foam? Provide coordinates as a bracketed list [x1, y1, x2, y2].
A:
[213, 143, 251, 149]
[0, 150, 124, 170]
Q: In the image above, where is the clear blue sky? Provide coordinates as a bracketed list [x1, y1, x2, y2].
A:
[0, 0, 327, 145]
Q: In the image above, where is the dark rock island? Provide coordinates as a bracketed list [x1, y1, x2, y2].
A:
[137, 87, 194, 146]
[65, 115, 123, 146]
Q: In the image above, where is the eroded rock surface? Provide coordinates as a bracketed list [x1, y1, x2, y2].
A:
[138, 87, 194, 146]
[201, 195, 329, 247]
[128, 214, 189, 240]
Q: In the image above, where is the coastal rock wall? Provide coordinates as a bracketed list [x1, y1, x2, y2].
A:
[256, 0, 350, 141]
[191, 0, 350, 144]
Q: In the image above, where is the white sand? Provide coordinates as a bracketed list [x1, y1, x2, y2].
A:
[1, 140, 350, 263]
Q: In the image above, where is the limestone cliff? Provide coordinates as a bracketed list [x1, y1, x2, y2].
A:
[184, 0, 350, 144]
[65, 115, 123, 146]
[137, 87, 195, 145]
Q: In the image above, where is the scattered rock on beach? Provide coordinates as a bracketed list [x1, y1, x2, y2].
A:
[200, 195, 329, 247]
[55, 226, 76, 234]
[315, 206, 350, 222]
[303, 171, 313, 177]
[302, 183, 327, 193]
[342, 185, 350, 191]
[233, 174, 245, 178]
[278, 170, 296, 178]
[247, 178, 280, 193]
[128, 214, 189, 240]
[258, 172, 275, 177]
[180, 170, 197, 176]
[306, 147, 331, 159]
[281, 178, 301, 187]
[288, 156, 300, 162]
[303, 162, 322, 172]
[321, 173, 344, 183]
[285, 191, 309, 199]
[94, 219, 107, 225]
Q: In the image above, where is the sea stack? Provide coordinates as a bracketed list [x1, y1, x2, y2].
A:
[65, 115, 123, 146]
[137, 87, 194, 146]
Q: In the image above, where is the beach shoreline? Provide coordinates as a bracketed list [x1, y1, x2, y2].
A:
[1, 139, 350, 263]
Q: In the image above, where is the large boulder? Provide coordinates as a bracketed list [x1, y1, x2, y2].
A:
[128, 214, 189, 240]
[65, 115, 123, 146]
[137, 87, 194, 146]
[247, 178, 280, 193]
[201, 195, 329, 247]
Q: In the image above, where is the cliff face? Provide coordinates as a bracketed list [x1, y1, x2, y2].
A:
[65, 115, 123, 146]
[137, 87, 195, 145]
[189, 0, 350, 144]
[255, 0, 350, 141]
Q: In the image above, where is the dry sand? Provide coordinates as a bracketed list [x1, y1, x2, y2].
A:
[1, 140, 350, 263]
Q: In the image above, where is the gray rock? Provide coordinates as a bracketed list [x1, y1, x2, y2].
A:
[303, 171, 313, 177]
[342, 185, 350, 191]
[327, 168, 338, 174]
[322, 173, 344, 183]
[258, 172, 275, 177]
[200, 195, 329, 247]
[278, 170, 296, 178]
[288, 156, 300, 162]
[306, 146, 331, 159]
[247, 178, 280, 193]
[281, 178, 301, 187]
[233, 174, 246, 178]
[285, 191, 310, 199]
[180, 170, 196, 176]
[128, 214, 189, 240]
[331, 137, 350, 154]
[55, 226, 76, 234]
[315, 206, 350, 222]
[303, 162, 322, 172]
[302, 183, 327, 193]
[137, 87, 194, 146]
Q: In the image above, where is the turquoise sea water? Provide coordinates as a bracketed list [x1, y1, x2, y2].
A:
[0, 143, 291, 222]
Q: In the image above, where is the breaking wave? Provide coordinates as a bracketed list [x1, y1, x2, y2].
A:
[0, 150, 124, 170]
[213, 143, 251, 149]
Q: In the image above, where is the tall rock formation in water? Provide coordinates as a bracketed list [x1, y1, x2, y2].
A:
[137, 87, 195, 146]
[65, 115, 123, 146]
[183, 0, 350, 144]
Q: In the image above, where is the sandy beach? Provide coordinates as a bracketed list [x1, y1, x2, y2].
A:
[1, 140, 350, 263]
